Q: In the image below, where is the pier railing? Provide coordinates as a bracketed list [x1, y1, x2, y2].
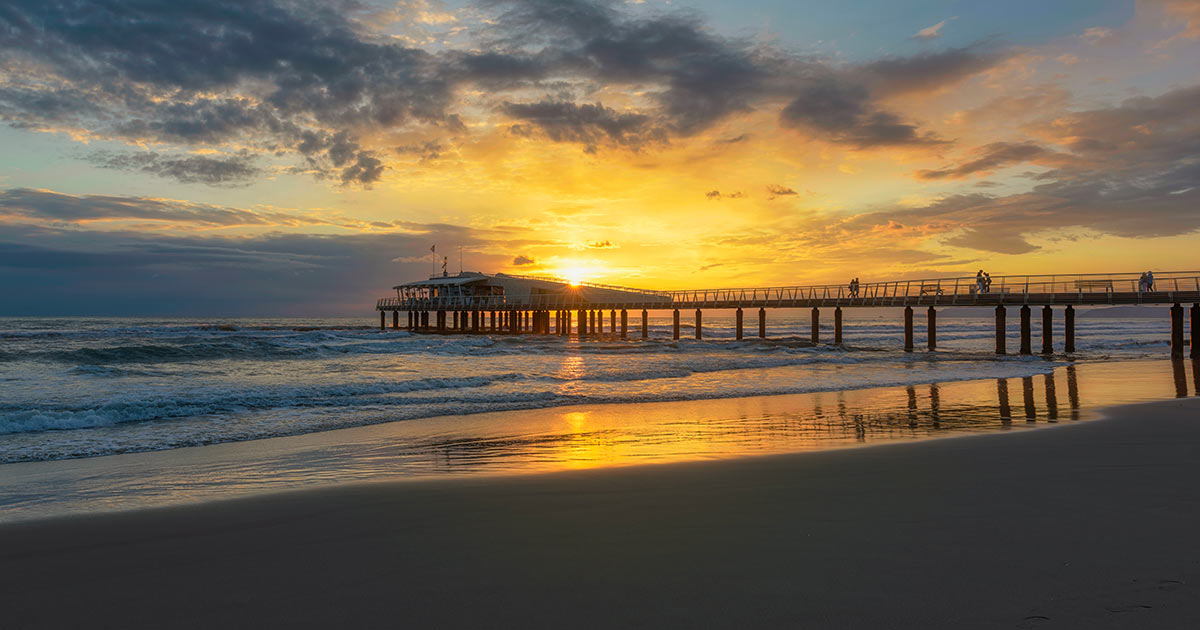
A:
[377, 271, 1200, 311]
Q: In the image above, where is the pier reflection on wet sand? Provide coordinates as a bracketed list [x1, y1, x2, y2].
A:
[418, 359, 1193, 474]
[2, 359, 1197, 522]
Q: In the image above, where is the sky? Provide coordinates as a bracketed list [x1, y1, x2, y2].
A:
[1, 0, 1198, 316]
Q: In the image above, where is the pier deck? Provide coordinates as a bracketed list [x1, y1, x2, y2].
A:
[374, 271, 1200, 358]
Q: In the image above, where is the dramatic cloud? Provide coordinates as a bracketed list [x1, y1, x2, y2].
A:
[0, 188, 326, 228]
[780, 75, 944, 147]
[915, 142, 1051, 180]
[861, 44, 1008, 96]
[512, 254, 536, 266]
[503, 100, 664, 152]
[89, 151, 262, 187]
[0, 0, 1008, 181]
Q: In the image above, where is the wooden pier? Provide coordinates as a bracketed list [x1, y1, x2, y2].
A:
[376, 271, 1200, 358]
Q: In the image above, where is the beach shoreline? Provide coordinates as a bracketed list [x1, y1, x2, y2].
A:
[3, 395, 1199, 628]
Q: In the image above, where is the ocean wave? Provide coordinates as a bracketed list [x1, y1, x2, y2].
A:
[0, 374, 526, 435]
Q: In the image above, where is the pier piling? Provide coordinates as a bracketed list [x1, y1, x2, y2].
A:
[758, 308, 766, 338]
[641, 309, 648, 339]
[1019, 305, 1032, 355]
[811, 307, 820, 344]
[835, 307, 843, 345]
[1065, 305, 1075, 353]
[577, 309, 586, 337]
[927, 307, 936, 351]
[736, 308, 744, 340]
[611, 310, 617, 335]
[392, 310, 399, 330]
[1042, 305, 1053, 354]
[695, 309, 703, 339]
[995, 306, 1006, 355]
[1191, 304, 1198, 359]
[903, 306, 914, 352]
[621, 309, 628, 338]
[673, 309, 680, 340]
[380, 311, 385, 331]
[1171, 303, 1185, 358]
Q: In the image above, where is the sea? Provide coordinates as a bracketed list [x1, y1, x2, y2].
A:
[1, 308, 1196, 520]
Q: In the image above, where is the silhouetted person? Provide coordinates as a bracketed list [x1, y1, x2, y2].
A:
[976, 270, 985, 294]
[1146, 270, 1155, 291]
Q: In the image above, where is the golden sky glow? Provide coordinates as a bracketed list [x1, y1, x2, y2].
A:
[1, 0, 1198, 315]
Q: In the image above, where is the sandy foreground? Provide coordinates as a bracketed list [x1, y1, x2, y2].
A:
[2, 398, 1198, 629]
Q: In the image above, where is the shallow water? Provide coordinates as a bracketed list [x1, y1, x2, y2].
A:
[0, 311, 1179, 463]
[1, 356, 1196, 522]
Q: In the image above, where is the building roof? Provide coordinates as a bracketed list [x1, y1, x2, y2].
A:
[393, 272, 491, 290]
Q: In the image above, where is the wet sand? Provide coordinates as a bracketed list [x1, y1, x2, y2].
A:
[2, 397, 1199, 628]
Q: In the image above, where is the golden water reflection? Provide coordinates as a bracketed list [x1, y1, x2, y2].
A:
[3, 359, 1198, 522]
[408, 359, 1195, 475]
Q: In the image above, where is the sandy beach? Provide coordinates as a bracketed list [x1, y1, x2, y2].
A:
[3, 396, 1198, 629]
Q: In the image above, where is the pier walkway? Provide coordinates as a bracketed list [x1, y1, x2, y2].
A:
[375, 271, 1200, 357]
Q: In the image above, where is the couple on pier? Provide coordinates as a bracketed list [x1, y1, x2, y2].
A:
[1138, 271, 1156, 292]
[975, 270, 992, 294]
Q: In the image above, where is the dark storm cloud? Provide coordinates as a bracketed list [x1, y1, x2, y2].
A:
[779, 75, 944, 147]
[0, 0, 447, 186]
[0, 0, 1015, 175]
[0, 188, 325, 227]
[861, 44, 1007, 96]
[503, 100, 665, 151]
[89, 151, 263, 186]
[915, 142, 1050, 180]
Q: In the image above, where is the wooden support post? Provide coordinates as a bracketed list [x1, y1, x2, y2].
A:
[407, 311, 413, 330]
[453, 311, 459, 329]
[695, 309, 703, 339]
[438, 310, 447, 332]
[610, 310, 616, 334]
[811, 307, 820, 344]
[758, 308, 766, 338]
[834, 307, 843, 345]
[380, 311, 386, 331]
[673, 309, 680, 340]
[927, 306, 936, 351]
[1020, 305, 1032, 355]
[1171, 303, 1185, 358]
[903, 306, 914, 352]
[1042, 305, 1053, 354]
[995, 306, 1006, 355]
[392, 310, 399, 330]
[577, 309, 586, 337]
[1191, 304, 1199, 359]
[735, 308, 744, 340]
[1064, 305, 1075, 353]
[641, 309, 648, 339]
[564, 311, 571, 336]
[620, 309, 628, 338]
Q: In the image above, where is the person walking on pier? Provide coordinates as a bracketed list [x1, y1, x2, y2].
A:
[975, 270, 985, 294]
[849, 277, 859, 298]
[1145, 270, 1155, 291]
[984, 272, 992, 293]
